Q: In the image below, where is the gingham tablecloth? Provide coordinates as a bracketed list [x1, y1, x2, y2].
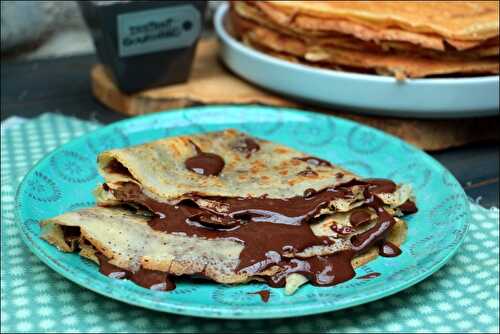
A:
[1, 113, 499, 333]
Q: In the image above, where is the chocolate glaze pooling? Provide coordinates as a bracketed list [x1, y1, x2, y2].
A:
[248, 290, 270, 303]
[379, 241, 402, 257]
[185, 141, 225, 176]
[350, 190, 396, 253]
[60, 225, 80, 239]
[330, 224, 354, 236]
[349, 209, 372, 227]
[265, 250, 356, 287]
[113, 182, 335, 275]
[356, 272, 381, 280]
[130, 268, 176, 291]
[96, 253, 128, 279]
[399, 200, 418, 214]
[348, 184, 403, 260]
[364, 178, 397, 194]
[96, 253, 175, 291]
[101, 176, 415, 291]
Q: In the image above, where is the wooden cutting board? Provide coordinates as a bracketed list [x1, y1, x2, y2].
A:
[91, 38, 499, 151]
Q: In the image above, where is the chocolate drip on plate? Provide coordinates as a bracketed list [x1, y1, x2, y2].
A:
[96, 253, 175, 291]
[247, 290, 270, 303]
[130, 268, 176, 291]
[96, 253, 128, 279]
[399, 200, 418, 214]
[356, 272, 381, 280]
[379, 241, 402, 257]
[364, 178, 397, 194]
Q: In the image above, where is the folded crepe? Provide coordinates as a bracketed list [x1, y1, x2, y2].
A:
[41, 129, 417, 295]
[41, 207, 408, 294]
[230, 1, 500, 78]
[234, 17, 499, 79]
[233, 1, 500, 57]
[264, 1, 500, 42]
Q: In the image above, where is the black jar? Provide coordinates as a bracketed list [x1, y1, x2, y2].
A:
[79, 1, 207, 94]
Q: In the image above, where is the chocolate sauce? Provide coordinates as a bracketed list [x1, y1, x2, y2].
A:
[107, 160, 133, 177]
[221, 187, 353, 225]
[247, 290, 270, 303]
[116, 182, 353, 227]
[130, 268, 176, 291]
[265, 250, 356, 287]
[111, 183, 352, 278]
[303, 188, 316, 198]
[96, 253, 175, 291]
[105, 176, 416, 291]
[379, 241, 402, 257]
[364, 178, 397, 194]
[350, 214, 393, 253]
[399, 200, 418, 214]
[233, 138, 260, 158]
[144, 197, 332, 275]
[356, 272, 381, 280]
[350, 189, 397, 254]
[61, 226, 81, 240]
[349, 209, 372, 227]
[294, 156, 333, 167]
[96, 253, 129, 279]
[185, 142, 225, 176]
[330, 224, 354, 235]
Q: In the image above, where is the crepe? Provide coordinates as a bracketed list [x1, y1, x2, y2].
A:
[97, 129, 358, 201]
[240, 22, 499, 78]
[96, 129, 414, 221]
[41, 129, 417, 294]
[41, 206, 407, 293]
[239, 1, 447, 51]
[233, 2, 500, 58]
[264, 1, 500, 42]
[41, 207, 247, 283]
[230, 1, 499, 79]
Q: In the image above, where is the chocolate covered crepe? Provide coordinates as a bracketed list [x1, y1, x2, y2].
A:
[41, 129, 417, 295]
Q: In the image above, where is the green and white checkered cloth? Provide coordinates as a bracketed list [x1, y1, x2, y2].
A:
[1, 113, 499, 333]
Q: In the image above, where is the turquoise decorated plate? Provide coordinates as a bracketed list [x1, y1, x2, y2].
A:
[215, 4, 499, 118]
[15, 106, 470, 319]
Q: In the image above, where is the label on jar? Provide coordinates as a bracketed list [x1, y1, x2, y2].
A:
[117, 4, 201, 57]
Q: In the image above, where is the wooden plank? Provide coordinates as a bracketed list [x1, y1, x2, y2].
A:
[432, 143, 499, 206]
[90, 38, 499, 151]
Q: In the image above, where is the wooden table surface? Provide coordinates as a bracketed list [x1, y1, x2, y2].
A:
[1, 54, 499, 208]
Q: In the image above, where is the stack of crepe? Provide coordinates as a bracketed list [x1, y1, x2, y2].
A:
[229, 1, 499, 79]
[41, 129, 417, 294]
